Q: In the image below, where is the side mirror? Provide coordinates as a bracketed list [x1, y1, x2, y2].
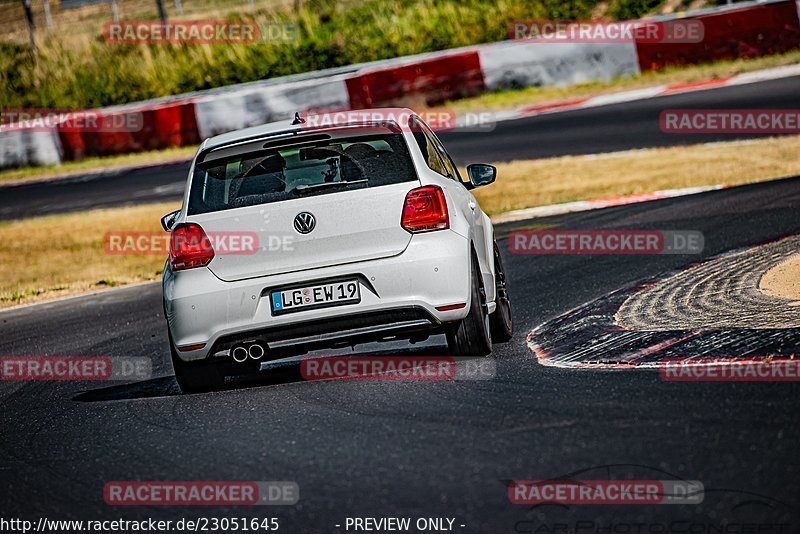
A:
[466, 164, 497, 188]
[160, 210, 181, 232]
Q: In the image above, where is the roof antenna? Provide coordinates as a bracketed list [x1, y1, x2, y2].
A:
[292, 112, 306, 125]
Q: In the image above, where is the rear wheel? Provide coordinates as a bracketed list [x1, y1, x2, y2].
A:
[489, 241, 513, 343]
[446, 256, 492, 356]
[169, 333, 226, 393]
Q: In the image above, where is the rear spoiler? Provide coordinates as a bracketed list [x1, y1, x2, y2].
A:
[197, 121, 404, 165]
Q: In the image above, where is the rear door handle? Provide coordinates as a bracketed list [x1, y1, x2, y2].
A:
[468, 201, 476, 211]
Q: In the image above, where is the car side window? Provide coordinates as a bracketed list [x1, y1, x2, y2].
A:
[428, 132, 462, 182]
[417, 119, 466, 183]
[409, 117, 450, 178]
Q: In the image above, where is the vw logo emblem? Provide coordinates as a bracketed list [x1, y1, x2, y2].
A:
[293, 212, 316, 234]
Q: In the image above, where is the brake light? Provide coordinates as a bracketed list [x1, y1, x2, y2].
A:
[401, 185, 449, 233]
[170, 223, 215, 271]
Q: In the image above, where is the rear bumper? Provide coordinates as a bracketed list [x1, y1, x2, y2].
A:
[164, 230, 471, 362]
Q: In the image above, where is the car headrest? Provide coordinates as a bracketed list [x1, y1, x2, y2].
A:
[344, 143, 377, 160]
[246, 153, 286, 176]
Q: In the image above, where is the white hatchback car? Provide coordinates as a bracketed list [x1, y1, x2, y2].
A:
[162, 109, 512, 391]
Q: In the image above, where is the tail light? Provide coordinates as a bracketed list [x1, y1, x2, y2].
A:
[170, 223, 215, 271]
[401, 185, 449, 233]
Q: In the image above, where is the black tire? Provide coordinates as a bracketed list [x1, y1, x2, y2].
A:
[489, 241, 513, 343]
[169, 333, 226, 393]
[446, 255, 492, 356]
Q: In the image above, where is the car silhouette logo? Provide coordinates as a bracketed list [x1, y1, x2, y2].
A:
[293, 212, 316, 234]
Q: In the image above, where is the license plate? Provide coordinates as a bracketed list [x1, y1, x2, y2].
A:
[270, 279, 360, 315]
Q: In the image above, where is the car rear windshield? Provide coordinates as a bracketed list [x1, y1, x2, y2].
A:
[188, 130, 417, 215]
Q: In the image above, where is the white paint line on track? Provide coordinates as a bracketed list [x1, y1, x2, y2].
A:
[464, 63, 800, 128]
[727, 63, 800, 85]
[574, 86, 668, 108]
[491, 184, 727, 224]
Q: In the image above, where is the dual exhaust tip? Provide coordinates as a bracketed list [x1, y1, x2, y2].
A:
[231, 343, 265, 363]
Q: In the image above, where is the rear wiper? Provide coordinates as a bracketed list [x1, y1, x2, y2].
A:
[294, 179, 368, 194]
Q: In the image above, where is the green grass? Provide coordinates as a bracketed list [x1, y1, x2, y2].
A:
[2, 0, 672, 110]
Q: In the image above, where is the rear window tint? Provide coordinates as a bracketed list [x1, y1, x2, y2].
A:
[188, 132, 417, 215]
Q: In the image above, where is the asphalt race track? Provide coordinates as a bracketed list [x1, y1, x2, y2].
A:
[1, 75, 799, 221]
[2, 171, 800, 530]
